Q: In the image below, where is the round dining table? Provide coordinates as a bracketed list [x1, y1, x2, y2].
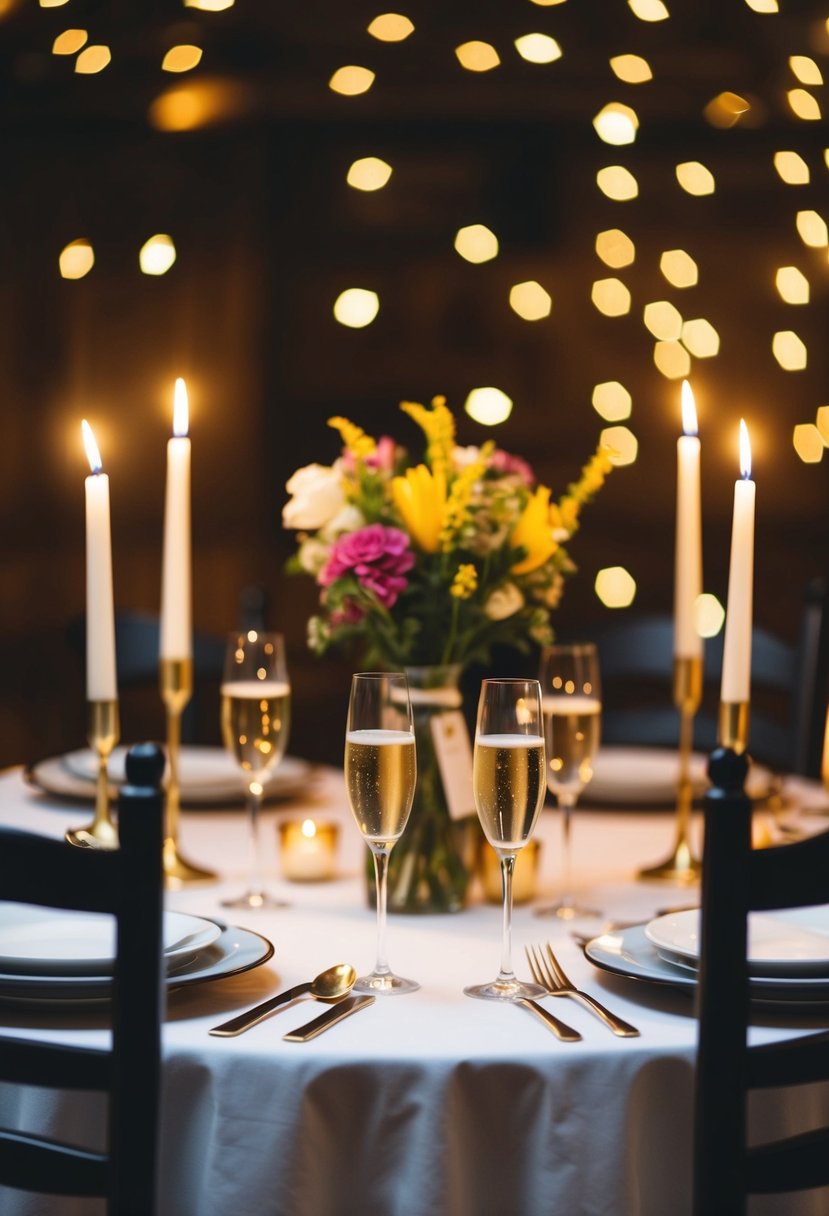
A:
[1, 756, 828, 1216]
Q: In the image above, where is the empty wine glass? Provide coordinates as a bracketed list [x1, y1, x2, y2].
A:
[464, 678, 546, 1002]
[535, 642, 602, 920]
[345, 672, 419, 995]
[220, 631, 291, 909]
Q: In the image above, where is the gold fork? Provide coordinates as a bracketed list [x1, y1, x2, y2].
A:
[526, 943, 640, 1038]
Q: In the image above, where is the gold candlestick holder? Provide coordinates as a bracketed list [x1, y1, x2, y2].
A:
[718, 701, 750, 755]
[66, 699, 120, 849]
[638, 655, 704, 883]
[160, 657, 217, 888]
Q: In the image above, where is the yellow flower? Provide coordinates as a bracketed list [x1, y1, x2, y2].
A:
[327, 416, 376, 459]
[510, 486, 558, 575]
[400, 397, 455, 482]
[440, 443, 491, 552]
[391, 464, 446, 552]
[451, 563, 478, 599]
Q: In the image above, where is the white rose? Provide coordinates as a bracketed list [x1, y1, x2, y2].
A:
[298, 538, 331, 575]
[282, 464, 346, 530]
[320, 504, 366, 539]
[484, 583, 525, 621]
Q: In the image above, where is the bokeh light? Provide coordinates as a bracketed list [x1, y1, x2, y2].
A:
[455, 42, 500, 72]
[139, 234, 177, 276]
[792, 423, 824, 463]
[454, 224, 499, 263]
[660, 249, 698, 287]
[367, 14, 414, 42]
[509, 281, 552, 320]
[595, 566, 637, 608]
[609, 54, 652, 84]
[591, 278, 631, 316]
[681, 318, 720, 358]
[329, 66, 375, 96]
[695, 593, 725, 638]
[595, 229, 635, 268]
[75, 46, 111, 74]
[774, 150, 809, 184]
[776, 266, 809, 304]
[59, 239, 94, 280]
[162, 45, 203, 73]
[654, 340, 692, 379]
[644, 300, 682, 341]
[592, 381, 632, 422]
[600, 425, 638, 466]
[347, 157, 393, 191]
[676, 161, 715, 195]
[333, 288, 380, 328]
[596, 166, 638, 200]
[464, 387, 513, 426]
[796, 210, 828, 246]
[772, 330, 807, 370]
[52, 29, 87, 55]
[514, 34, 562, 63]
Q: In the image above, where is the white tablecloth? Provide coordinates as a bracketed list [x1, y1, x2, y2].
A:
[1, 762, 828, 1216]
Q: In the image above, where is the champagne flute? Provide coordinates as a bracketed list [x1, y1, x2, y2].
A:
[345, 673, 419, 995]
[220, 631, 291, 909]
[464, 679, 547, 1002]
[535, 642, 602, 920]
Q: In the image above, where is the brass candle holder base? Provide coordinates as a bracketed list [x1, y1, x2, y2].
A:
[638, 656, 703, 884]
[66, 700, 120, 850]
[160, 656, 217, 888]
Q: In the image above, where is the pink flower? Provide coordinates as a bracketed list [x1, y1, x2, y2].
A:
[340, 436, 398, 475]
[490, 449, 535, 486]
[320, 524, 415, 609]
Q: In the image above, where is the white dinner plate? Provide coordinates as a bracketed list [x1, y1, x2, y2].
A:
[26, 748, 313, 807]
[645, 906, 829, 977]
[586, 746, 772, 807]
[584, 924, 829, 1007]
[0, 906, 221, 976]
[0, 921, 274, 1005]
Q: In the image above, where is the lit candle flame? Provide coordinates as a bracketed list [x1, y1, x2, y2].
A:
[301, 818, 318, 839]
[739, 418, 752, 479]
[680, 379, 698, 436]
[173, 377, 189, 438]
[81, 419, 103, 473]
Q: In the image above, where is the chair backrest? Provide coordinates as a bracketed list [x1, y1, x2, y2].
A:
[693, 747, 829, 1215]
[586, 576, 828, 775]
[0, 744, 165, 1216]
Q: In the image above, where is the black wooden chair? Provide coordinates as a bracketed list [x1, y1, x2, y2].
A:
[694, 747, 829, 1215]
[588, 576, 828, 776]
[0, 744, 166, 1216]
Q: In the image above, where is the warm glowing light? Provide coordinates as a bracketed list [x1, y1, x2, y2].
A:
[593, 103, 639, 146]
[609, 54, 652, 84]
[595, 229, 635, 268]
[464, 387, 513, 426]
[514, 34, 562, 64]
[676, 162, 715, 195]
[301, 818, 318, 838]
[796, 210, 828, 247]
[695, 593, 725, 638]
[39, 0, 70, 6]
[148, 80, 244, 131]
[367, 13, 414, 41]
[173, 379, 189, 438]
[774, 151, 809, 185]
[333, 288, 380, 328]
[592, 381, 631, 422]
[704, 91, 750, 128]
[591, 278, 631, 316]
[681, 380, 698, 436]
[59, 239, 94, 280]
[643, 300, 682, 341]
[789, 56, 823, 86]
[329, 66, 375, 96]
[681, 318, 719, 358]
[75, 45, 111, 74]
[52, 29, 87, 55]
[653, 340, 691, 380]
[596, 166, 638, 200]
[454, 224, 499, 263]
[528, 0, 567, 5]
[600, 425, 638, 466]
[788, 89, 821, 121]
[816, 406, 829, 444]
[184, 0, 235, 10]
[772, 331, 807, 371]
[739, 420, 751, 480]
[628, 0, 669, 20]
[347, 157, 393, 191]
[595, 566, 637, 608]
[162, 45, 203, 73]
[81, 419, 103, 473]
[792, 423, 824, 463]
[139, 234, 176, 276]
[509, 281, 552, 320]
[455, 41, 500, 72]
[744, 0, 777, 8]
[660, 249, 698, 288]
[776, 266, 809, 305]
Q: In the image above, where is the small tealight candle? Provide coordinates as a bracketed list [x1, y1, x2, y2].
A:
[481, 839, 541, 905]
[278, 818, 339, 882]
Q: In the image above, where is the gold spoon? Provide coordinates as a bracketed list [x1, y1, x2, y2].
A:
[209, 963, 357, 1037]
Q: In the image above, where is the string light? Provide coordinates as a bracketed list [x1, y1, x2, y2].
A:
[653, 341, 691, 379]
[676, 161, 715, 195]
[59, 239, 94, 280]
[333, 288, 380, 328]
[52, 29, 88, 55]
[454, 224, 498, 263]
[775, 266, 809, 304]
[514, 34, 562, 64]
[660, 249, 698, 287]
[772, 331, 807, 370]
[139, 235, 176, 276]
[595, 229, 635, 267]
[592, 382, 632, 421]
[464, 387, 513, 425]
[509, 281, 552, 320]
[643, 300, 682, 341]
[455, 42, 500, 72]
[162, 46, 203, 73]
[595, 566, 637, 608]
[367, 14, 414, 42]
[329, 66, 375, 96]
[787, 89, 821, 121]
[591, 278, 631, 316]
[593, 103, 639, 146]
[596, 166, 638, 200]
[609, 54, 652, 84]
[347, 157, 393, 191]
[75, 46, 111, 74]
[681, 318, 720, 358]
[792, 424, 824, 463]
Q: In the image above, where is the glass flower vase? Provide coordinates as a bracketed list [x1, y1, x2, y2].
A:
[366, 663, 482, 914]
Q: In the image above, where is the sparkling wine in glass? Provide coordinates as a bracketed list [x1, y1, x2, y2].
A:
[464, 678, 547, 1002]
[536, 642, 602, 920]
[345, 673, 419, 995]
[220, 631, 291, 909]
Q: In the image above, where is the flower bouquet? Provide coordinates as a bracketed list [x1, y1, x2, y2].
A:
[283, 397, 614, 912]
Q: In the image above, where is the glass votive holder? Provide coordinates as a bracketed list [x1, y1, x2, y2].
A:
[278, 818, 339, 882]
[481, 838, 541, 905]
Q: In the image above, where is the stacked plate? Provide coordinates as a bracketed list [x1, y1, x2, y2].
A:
[584, 906, 829, 1009]
[0, 906, 274, 1007]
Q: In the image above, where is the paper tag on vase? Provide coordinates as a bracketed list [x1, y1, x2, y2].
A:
[430, 711, 475, 821]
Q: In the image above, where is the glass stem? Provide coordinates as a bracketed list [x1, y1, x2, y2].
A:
[372, 847, 392, 977]
[560, 795, 577, 907]
[246, 782, 265, 898]
[498, 853, 516, 981]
